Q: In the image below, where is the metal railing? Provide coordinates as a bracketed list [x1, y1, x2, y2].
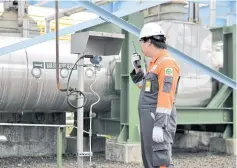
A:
[0, 123, 73, 168]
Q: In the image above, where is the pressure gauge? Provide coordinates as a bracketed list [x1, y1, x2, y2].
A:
[60, 68, 69, 78]
[31, 68, 42, 78]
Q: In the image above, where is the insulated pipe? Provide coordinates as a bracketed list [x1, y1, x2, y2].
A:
[76, 0, 236, 90]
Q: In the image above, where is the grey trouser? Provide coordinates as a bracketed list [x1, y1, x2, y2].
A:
[138, 106, 176, 168]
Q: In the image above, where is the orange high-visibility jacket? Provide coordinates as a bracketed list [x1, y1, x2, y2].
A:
[136, 50, 180, 116]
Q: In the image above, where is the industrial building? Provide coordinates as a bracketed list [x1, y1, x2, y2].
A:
[0, 0, 236, 168]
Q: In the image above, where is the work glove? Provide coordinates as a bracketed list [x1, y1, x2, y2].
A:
[152, 126, 164, 143]
[131, 52, 141, 69]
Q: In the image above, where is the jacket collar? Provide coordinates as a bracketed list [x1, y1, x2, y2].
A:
[151, 49, 168, 63]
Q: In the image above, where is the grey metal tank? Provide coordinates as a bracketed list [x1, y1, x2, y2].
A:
[0, 36, 117, 113]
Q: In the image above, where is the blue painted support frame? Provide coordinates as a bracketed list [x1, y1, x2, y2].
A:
[76, 1, 237, 90]
[0, 1, 166, 55]
[0, 0, 236, 89]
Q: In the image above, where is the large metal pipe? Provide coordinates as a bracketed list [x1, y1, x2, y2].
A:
[0, 21, 218, 112]
[76, 0, 236, 90]
[0, 35, 117, 113]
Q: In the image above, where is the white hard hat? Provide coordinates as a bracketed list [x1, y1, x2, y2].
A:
[139, 22, 165, 39]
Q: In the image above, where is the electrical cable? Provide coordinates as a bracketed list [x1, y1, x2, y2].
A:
[88, 69, 100, 167]
[66, 55, 95, 109]
[66, 54, 101, 167]
[66, 56, 87, 109]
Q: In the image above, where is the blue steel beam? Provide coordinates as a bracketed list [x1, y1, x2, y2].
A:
[28, 0, 131, 12]
[30, 0, 236, 26]
[0, 1, 167, 55]
[28, 0, 89, 8]
[28, 0, 115, 13]
[76, 1, 237, 90]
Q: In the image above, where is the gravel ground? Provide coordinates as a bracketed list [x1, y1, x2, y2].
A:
[0, 151, 236, 168]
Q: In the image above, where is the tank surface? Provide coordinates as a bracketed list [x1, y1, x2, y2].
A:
[0, 36, 117, 113]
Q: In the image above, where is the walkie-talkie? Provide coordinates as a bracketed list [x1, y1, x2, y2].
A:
[132, 41, 141, 68]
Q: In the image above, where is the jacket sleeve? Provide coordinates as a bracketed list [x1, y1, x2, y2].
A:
[154, 60, 180, 128]
[130, 68, 144, 89]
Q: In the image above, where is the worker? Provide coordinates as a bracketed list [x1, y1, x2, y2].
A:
[130, 22, 180, 168]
